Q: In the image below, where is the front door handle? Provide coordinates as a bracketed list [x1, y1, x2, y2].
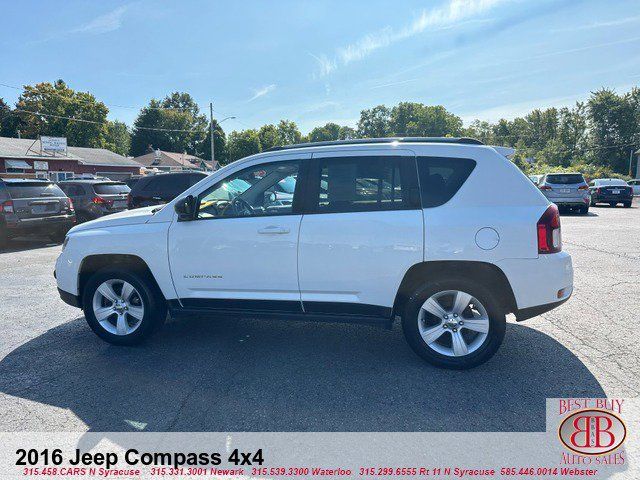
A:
[258, 225, 290, 234]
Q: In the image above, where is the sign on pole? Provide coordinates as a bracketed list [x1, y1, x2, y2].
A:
[41, 136, 67, 153]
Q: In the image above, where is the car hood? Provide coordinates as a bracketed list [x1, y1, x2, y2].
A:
[68, 205, 160, 234]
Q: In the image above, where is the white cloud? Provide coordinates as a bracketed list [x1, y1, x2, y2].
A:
[73, 5, 130, 35]
[316, 0, 508, 76]
[552, 15, 640, 33]
[248, 84, 277, 102]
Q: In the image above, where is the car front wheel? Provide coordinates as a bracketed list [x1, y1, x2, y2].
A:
[402, 278, 506, 369]
[82, 268, 166, 345]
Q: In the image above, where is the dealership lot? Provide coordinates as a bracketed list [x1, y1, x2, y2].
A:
[0, 205, 638, 432]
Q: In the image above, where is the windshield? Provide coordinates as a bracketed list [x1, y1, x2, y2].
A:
[545, 174, 584, 185]
[93, 183, 131, 195]
[7, 182, 65, 199]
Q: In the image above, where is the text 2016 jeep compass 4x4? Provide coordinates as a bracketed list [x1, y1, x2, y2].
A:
[55, 138, 573, 369]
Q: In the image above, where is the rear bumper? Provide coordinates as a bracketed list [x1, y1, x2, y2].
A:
[593, 194, 633, 203]
[58, 287, 81, 308]
[515, 296, 570, 321]
[5, 214, 76, 234]
[545, 196, 589, 206]
[496, 252, 573, 311]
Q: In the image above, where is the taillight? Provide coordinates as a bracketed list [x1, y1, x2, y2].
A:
[0, 200, 14, 213]
[92, 196, 112, 206]
[539, 185, 552, 190]
[537, 204, 561, 254]
[578, 185, 588, 190]
[68, 198, 75, 212]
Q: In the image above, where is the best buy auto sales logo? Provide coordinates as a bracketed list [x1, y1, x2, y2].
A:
[558, 405, 627, 456]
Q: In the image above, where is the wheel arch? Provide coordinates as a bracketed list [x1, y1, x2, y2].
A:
[392, 260, 517, 319]
[78, 254, 165, 303]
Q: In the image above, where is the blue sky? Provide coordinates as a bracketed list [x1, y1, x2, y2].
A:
[1, 0, 639, 134]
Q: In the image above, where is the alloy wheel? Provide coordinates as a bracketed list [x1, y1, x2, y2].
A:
[92, 279, 145, 335]
[417, 290, 490, 357]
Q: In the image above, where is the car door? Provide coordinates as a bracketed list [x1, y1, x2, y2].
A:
[297, 150, 423, 317]
[168, 153, 309, 311]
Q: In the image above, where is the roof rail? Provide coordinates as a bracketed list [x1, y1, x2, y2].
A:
[265, 137, 484, 152]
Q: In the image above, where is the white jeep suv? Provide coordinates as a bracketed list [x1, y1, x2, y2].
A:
[55, 138, 573, 369]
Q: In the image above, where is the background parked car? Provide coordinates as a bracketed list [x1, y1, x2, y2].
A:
[528, 174, 543, 186]
[127, 172, 208, 209]
[125, 176, 141, 189]
[58, 180, 130, 223]
[0, 178, 75, 247]
[589, 178, 634, 207]
[628, 179, 640, 196]
[538, 173, 590, 214]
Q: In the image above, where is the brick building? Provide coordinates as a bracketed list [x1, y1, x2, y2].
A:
[0, 136, 141, 181]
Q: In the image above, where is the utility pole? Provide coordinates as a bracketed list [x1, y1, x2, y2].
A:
[209, 102, 215, 171]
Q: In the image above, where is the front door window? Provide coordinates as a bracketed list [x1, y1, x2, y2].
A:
[197, 161, 300, 219]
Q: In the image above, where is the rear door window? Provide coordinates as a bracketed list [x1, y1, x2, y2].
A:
[309, 156, 419, 214]
[417, 157, 476, 208]
[7, 182, 65, 199]
[93, 183, 130, 195]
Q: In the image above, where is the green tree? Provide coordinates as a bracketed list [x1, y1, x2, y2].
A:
[309, 122, 342, 142]
[276, 119, 302, 145]
[0, 99, 19, 137]
[103, 120, 131, 156]
[15, 80, 109, 147]
[130, 92, 208, 157]
[587, 88, 638, 173]
[358, 105, 391, 137]
[258, 124, 279, 150]
[338, 126, 357, 139]
[227, 129, 261, 162]
[200, 119, 227, 163]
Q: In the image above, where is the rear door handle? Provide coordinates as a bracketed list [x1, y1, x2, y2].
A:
[258, 226, 290, 234]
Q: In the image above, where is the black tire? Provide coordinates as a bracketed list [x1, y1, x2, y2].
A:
[82, 267, 167, 345]
[590, 198, 596, 206]
[580, 205, 589, 215]
[49, 229, 66, 243]
[0, 227, 8, 250]
[609, 202, 617, 207]
[401, 278, 506, 369]
[623, 202, 631, 208]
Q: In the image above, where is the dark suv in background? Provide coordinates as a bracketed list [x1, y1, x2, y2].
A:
[127, 172, 208, 209]
[58, 180, 130, 223]
[0, 179, 75, 247]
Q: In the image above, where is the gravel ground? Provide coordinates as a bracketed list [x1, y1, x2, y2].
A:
[0, 204, 638, 432]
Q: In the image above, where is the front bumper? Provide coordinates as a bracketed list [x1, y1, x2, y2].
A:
[58, 287, 81, 308]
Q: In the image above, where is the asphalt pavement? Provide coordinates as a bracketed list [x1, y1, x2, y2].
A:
[0, 204, 638, 432]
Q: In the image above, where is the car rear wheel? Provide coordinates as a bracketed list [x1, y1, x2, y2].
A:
[580, 205, 589, 215]
[623, 202, 631, 208]
[402, 278, 506, 369]
[82, 268, 166, 345]
[609, 202, 617, 207]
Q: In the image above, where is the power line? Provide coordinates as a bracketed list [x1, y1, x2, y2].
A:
[0, 81, 244, 119]
[11, 108, 210, 134]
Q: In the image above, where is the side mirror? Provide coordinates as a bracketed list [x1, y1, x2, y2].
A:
[175, 195, 196, 221]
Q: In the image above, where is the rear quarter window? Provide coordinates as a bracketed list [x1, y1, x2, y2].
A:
[417, 157, 476, 208]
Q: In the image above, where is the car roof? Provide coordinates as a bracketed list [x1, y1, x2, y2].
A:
[265, 137, 483, 152]
[1, 178, 52, 183]
[59, 179, 125, 183]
